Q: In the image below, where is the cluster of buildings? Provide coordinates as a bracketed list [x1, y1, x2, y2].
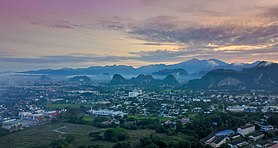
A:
[1, 110, 57, 132]
[201, 124, 278, 148]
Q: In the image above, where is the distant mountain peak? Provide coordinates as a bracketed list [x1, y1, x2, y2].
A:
[111, 74, 127, 85]
[152, 68, 188, 76]
[68, 75, 92, 83]
[256, 61, 273, 67]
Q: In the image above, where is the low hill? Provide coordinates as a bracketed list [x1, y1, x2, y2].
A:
[110, 74, 180, 87]
[68, 75, 92, 83]
[186, 62, 278, 91]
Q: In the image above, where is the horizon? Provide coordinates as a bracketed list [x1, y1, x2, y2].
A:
[3, 58, 277, 73]
[0, 0, 277, 72]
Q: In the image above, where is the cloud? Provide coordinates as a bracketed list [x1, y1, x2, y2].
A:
[0, 54, 131, 64]
[130, 23, 278, 47]
[31, 20, 75, 29]
[262, 5, 278, 19]
[31, 19, 96, 34]
[97, 11, 278, 63]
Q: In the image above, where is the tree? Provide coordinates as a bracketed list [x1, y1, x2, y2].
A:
[112, 142, 131, 148]
[268, 114, 278, 127]
[0, 128, 9, 137]
[103, 128, 129, 142]
[155, 126, 166, 133]
[65, 135, 75, 143]
[139, 137, 152, 147]
[145, 143, 159, 148]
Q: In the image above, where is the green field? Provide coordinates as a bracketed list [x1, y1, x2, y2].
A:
[127, 115, 172, 121]
[45, 103, 91, 109]
[0, 122, 157, 148]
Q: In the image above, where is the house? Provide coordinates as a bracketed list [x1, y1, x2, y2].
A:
[201, 133, 216, 144]
[226, 105, 245, 112]
[209, 135, 227, 148]
[248, 132, 264, 141]
[2, 119, 22, 131]
[201, 134, 227, 148]
[229, 133, 241, 139]
[237, 124, 255, 136]
[229, 138, 248, 148]
[180, 117, 190, 125]
[259, 124, 274, 132]
[192, 107, 203, 112]
[273, 137, 278, 144]
[256, 140, 271, 148]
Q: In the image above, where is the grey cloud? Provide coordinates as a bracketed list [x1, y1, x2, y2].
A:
[262, 5, 278, 19]
[100, 14, 277, 48]
[130, 24, 278, 47]
[31, 19, 96, 32]
[129, 45, 278, 62]
[0, 54, 131, 64]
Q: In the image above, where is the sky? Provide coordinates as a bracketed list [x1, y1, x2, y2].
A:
[0, 0, 277, 71]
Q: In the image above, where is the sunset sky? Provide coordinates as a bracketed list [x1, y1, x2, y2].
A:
[0, 0, 277, 71]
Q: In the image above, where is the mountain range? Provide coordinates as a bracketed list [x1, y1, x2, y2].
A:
[21, 58, 262, 77]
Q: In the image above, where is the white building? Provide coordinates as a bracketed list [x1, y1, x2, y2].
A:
[18, 112, 44, 121]
[129, 92, 140, 97]
[259, 125, 274, 132]
[128, 89, 142, 97]
[237, 124, 255, 136]
[87, 108, 124, 117]
[2, 119, 22, 131]
[226, 105, 245, 112]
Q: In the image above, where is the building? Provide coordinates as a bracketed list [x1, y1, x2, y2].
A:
[87, 108, 124, 117]
[180, 117, 190, 125]
[44, 111, 57, 118]
[226, 105, 245, 112]
[216, 130, 234, 136]
[2, 119, 22, 131]
[201, 134, 228, 148]
[248, 132, 264, 141]
[229, 133, 241, 140]
[18, 112, 44, 121]
[229, 138, 248, 148]
[128, 89, 142, 97]
[129, 92, 140, 97]
[260, 125, 274, 132]
[256, 140, 270, 148]
[237, 124, 255, 136]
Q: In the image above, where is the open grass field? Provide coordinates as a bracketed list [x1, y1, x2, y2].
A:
[127, 115, 172, 121]
[45, 103, 91, 109]
[0, 122, 107, 148]
[0, 122, 157, 148]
